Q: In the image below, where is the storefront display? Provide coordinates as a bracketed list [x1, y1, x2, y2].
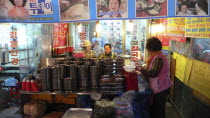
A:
[1, 14, 210, 118]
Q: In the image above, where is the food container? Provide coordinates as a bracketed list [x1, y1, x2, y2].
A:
[46, 66, 53, 91]
[69, 64, 77, 91]
[100, 78, 111, 83]
[78, 65, 89, 89]
[90, 66, 99, 88]
[101, 75, 110, 78]
[103, 61, 124, 66]
[94, 101, 115, 118]
[62, 108, 92, 118]
[123, 65, 136, 72]
[52, 66, 62, 91]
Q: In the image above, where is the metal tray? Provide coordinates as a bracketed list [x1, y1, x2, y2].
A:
[62, 108, 92, 118]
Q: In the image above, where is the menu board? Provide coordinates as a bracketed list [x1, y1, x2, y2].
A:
[167, 18, 186, 42]
[185, 18, 210, 38]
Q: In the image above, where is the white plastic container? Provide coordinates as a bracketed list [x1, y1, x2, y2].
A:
[123, 65, 136, 72]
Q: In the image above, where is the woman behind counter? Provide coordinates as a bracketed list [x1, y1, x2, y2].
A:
[137, 37, 173, 118]
[82, 40, 96, 59]
[99, 43, 116, 59]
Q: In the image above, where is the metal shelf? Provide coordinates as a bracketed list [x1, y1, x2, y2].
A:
[20, 90, 152, 95]
[20, 89, 102, 95]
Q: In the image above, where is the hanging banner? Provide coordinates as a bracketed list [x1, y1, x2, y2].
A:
[53, 23, 68, 55]
[188, 60, 210, 99]
[176, 0, 209, 16]
[130, 24, 140, 62]
[136, 0, 168, 17]
[10, 26, 19, 65]
[175, 53, 187, 82]
[60, 0, 90, 21]
[185, 18, 210, 38]
[167, 18, 186, 42]
[96, 0, 128, 19]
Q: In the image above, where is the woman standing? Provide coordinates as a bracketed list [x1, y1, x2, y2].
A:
[8, 0, 29, 18]
[137, 37, 173, 118]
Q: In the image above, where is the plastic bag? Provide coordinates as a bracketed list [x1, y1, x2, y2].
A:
[115, 104, 134, 118]
[113, 91, 136, 118]
[138, 75, 149, 92]
[120, 91, 136, 104]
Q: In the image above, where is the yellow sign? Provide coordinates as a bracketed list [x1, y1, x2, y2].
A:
[185, 18, 210, 38]
[162, 46, 170, 50]
[167, 18, 185, 37]
[188, 60, 210, 99]
[175, 54, 187, 82]
[172, 52, 178, 59]
[183, 59, 193, 85]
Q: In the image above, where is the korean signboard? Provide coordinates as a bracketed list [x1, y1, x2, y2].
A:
[185, 18, 210, 38]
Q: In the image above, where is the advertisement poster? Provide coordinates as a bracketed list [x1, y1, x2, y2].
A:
[167, 18, 186, 42]
[185, 18, 210, 38]
[53, 23, 68, 55]
[188, 60, 210, 99]
[59, 0, 90, 21]
[176, 0, 209, 16]
[136, 0, 168, 17]
[0, 0, 55, 22]
[96, 0, 128, 18]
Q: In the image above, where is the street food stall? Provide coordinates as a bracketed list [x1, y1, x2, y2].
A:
[0, 0, 210, 118]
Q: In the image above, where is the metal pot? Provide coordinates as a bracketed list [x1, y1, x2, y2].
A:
[46, 66, 53, 91]
[69, 64, 77, 91]
[78, 65, 89, 89]
[89, 66, 99, 88]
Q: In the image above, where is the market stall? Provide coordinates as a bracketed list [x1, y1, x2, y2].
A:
[0, 0, 210, 118]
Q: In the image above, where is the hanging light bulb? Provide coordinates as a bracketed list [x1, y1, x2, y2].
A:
[77, 23, 82, 33]
[93, 32, 96, 36]
[96, 21, 101, 33]
[127, 20, 134, 32]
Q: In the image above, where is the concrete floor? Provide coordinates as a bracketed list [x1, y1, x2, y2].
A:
[166, 102, 182, 118]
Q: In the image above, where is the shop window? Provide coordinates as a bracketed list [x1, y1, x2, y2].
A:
[170, 38, 192, 57]
[96, 20, 123, 55]
[192, 38, 210, 64]
[125, 20, 148, 62]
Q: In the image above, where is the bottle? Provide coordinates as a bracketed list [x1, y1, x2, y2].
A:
[31, 80, 39, 92]
[22, 78, 27, 91]
[26, 79, 31, 91]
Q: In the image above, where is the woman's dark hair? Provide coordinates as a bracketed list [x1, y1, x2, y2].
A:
[107, 0, 121, 8]
[197, 0, 208, 15]
[146, 37, 162, 51]
[104, 43, 112, 49]
[9, 0, 27, 7]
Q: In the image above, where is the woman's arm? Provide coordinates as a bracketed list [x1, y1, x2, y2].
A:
[139, 58, 163, 77]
